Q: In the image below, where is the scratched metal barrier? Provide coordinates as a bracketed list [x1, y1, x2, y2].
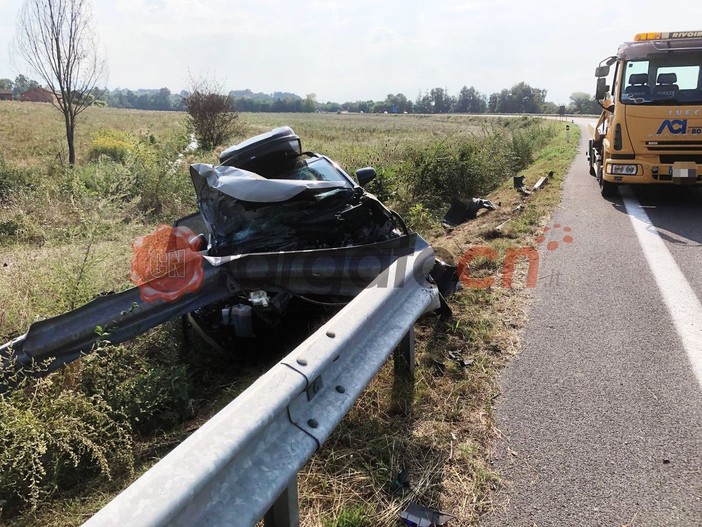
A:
[82, 236, 440, 527]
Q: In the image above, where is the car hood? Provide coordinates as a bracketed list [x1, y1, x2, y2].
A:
[190, 163, 346, 203]
[189, 163, 398, 256]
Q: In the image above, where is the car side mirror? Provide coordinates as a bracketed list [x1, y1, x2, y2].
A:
[355, 167, 376, 186]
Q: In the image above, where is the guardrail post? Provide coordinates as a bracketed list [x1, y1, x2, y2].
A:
[263, 474, 299, 527]
[393, 326, 415, 378]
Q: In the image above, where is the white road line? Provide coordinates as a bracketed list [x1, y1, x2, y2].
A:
[622, 188, 702, 389]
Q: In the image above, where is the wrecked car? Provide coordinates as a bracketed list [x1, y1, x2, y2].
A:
[197, 126, 405, 255]
[0, 127, 455, 389]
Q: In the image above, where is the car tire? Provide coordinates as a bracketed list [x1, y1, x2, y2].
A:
[588, 141, 596, 176]
[597, 162, 617, 197]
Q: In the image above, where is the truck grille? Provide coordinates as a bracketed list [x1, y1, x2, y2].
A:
[659, 154, 702, 164]
[646, 141, 702, 152]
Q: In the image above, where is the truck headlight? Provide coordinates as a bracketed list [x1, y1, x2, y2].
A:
[609, 164, 638, 175]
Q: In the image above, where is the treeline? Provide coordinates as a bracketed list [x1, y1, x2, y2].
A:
[226, 84, 552, 114]
[105, 87, 186, 111]
[227, 83, 601, 115]
[1, 74, 602, 115]
[0, 74, 40, 97]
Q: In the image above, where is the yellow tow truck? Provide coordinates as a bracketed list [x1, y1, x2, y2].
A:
[588, 31, 702, 197]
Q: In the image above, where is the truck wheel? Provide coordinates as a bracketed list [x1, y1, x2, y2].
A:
[588, 141, 596, 176]
[597, 163, 617, 197]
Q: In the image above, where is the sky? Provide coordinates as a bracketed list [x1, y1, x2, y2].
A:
[1, 0, 701, 105]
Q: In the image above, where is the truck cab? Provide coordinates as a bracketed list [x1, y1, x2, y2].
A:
[589, 31, 702, 197]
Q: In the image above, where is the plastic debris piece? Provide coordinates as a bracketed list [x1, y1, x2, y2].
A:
[391, 468, 411, 495]
[448, 350, 474, 368]
[430, 259, 459, 298]
[400, 502, 456, 527]
[532, 176, 548, 191]
[494, 219, 510, 234]
[514, 175, 532, 196]
[441, 198, 499, 228]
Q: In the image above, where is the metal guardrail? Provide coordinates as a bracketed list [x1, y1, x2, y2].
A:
[0, 234, 418, 387]
[83, 235, 440, 527]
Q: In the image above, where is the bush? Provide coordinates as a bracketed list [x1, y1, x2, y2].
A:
[0, 158, 35, 200]
[361, 166, 396, 203]
[511, 129, 535, 171]
[404, 203, 436, 233]
[88, 129, 135, 163]
[399, 121, 557, 213]
[72, 157, 138, 201]
[81, 326, 193, 435]
[0, 379, 133, 515]
[185, 80, 241, 151]
[77, 127, 194, 219]
[0, 212, 45, 246]
[400, 131, 512, 211]
[510, 123, 556, 171]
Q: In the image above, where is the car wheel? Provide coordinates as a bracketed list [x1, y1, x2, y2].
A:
[597, 163, 617, 197]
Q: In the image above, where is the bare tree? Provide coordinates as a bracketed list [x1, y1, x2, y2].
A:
[13, 0, 106, 165]
[185, 78, 240, 151]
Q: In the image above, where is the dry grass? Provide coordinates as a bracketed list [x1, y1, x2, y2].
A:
[227, 112, 505, 176]
[0, 235, 138, 340]
[0, 101, 186, 167]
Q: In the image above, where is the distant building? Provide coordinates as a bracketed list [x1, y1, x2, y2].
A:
[20, 87, 55, 103]
[0, 89, 12, 101]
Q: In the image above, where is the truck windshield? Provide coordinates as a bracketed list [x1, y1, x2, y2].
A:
[620, 52, 702, 105]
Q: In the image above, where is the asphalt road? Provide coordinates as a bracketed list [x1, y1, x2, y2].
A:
[483, 119, 702, 526]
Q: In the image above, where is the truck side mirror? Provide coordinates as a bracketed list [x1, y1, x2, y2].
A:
[595, 65, 610, 78]
[595, 78, 610, 100]
[355, 167, 376, 186]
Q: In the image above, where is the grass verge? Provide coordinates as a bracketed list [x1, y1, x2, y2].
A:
[298, 122, 581, 526]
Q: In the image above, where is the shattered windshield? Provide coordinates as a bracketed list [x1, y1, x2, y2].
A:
[620, 52, 702, 105]
[274, 156, 349, 184]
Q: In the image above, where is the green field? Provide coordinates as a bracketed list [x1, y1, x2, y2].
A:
[0, 102, 578, 526]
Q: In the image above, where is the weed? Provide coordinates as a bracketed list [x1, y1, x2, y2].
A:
[0, 157, 36, 200]
[322, 504, 373, 527]
[405, 203, 436, 233]
[88, 129, 135, 163]
[0, 376, 133, 516]
[81, 325, 193, 435]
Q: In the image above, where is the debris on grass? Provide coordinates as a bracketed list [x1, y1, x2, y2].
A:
[441, 198, 499, 229]
[399, 502, 456, 527]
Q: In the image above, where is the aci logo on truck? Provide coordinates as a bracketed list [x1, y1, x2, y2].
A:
[657, 119, 702, 135]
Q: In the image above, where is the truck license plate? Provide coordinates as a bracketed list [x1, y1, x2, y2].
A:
[672, 161, 697, 180]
